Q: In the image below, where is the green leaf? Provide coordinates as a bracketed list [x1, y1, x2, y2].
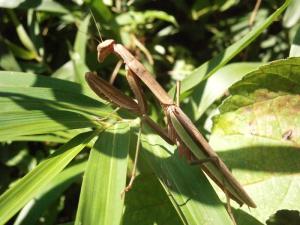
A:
[28, 10, 44, 57]
[75, 122, 132, 225]
[70, 14, 90, 87]
[7, 9, 38, 55]
[69, 14, 92, 94]
[0, 131, 97, 225]
[13, 161, 87, 225]
[116, 10, 178, 27]
[0, 0, 69, 14]
[210, 57, 300, 224]
[4, 39, 37, 60]
[290, 26, 300, 57]
[191, 0, 237, 20]
[0, 71, 81, 92]
[169, 0, 292, 96]
[0, 110, 97, 141]
[0, 86, 112, 116]
[74, 15, 90, 62]
[52, 60, 77, 82]
[87, 0, 112, 22]
[123, 171, 182, 225]
[283, 0, 300, 28]
[0, 38, 21, 71]
[195, 62, 262, 119]
[8, 134, 68, 143]
[141, 127, 234, 225]
[168, 107, 255, 207]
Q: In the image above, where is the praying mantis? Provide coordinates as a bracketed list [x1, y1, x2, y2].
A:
[85, 39, 256, 209]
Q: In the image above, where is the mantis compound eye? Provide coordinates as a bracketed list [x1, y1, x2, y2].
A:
[97, 39, 115, 62]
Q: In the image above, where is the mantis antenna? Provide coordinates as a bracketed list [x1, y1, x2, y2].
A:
[89, 9, 103, 43]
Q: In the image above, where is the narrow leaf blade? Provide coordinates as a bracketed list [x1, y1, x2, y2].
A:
[75, 122, 132, 225]
[0, 131, 97, 225]
[141, 127, 234, 225]
[0, 110, 97, 141]
[169, 0, 291, 96]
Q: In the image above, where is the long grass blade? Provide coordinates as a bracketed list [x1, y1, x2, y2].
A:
[0, 131, 98, 225]
[75, 122, 133, 225]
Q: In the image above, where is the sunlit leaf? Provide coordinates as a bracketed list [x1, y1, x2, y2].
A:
[13, 161, 87, 225]
[0, 110, 97, 141]
[169, 0, 291, 96]
[141, 127, 234, 225]
[75, 122, 132, 225]
[210, 57, 300, 224]
[290, 26, 300, 57]
[195, 62, 262, 119]
[0, 71, 81, 91]
[283, 0, 300, 28]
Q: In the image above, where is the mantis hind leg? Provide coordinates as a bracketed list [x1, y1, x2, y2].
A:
[189, 156, 237, 224]
[121, 121, 143, 198]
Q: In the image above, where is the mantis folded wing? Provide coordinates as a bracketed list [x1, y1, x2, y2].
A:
[86, 39, 256, 208]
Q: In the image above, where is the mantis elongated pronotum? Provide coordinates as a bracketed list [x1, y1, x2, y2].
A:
[85, 39, 256, 209]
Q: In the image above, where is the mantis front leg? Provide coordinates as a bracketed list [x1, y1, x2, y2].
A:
[85, 71, 173, 196]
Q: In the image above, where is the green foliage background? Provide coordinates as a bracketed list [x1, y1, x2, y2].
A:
[0, 0, 300, 225]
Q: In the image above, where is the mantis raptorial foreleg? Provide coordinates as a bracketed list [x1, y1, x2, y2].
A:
[109, 59, 123, 84]
[86, 39, 256, 209]
[86, 71, 174, 195]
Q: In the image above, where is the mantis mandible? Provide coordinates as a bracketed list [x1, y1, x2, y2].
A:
[85, 39, 256, 209]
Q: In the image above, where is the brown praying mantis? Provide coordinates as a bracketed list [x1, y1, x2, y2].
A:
[85, 39, 256, 209]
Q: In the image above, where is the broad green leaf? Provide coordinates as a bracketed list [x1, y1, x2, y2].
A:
[169, 0, 291, 96]
[0, 110, 97, 141]
[195, 62, 262, 119]
[123, 170, 182, 225]
[290, 26, 300, 57]
[141, 127, 234, 225]
[0, 71, 81, 92]
[283, 0, 300, 28]
[14, 161, 87, 225]
[168, 108, 255, 207]
[210, 57, 300, 224]
[75, 122, 132, 225]
[0, 131, 97, 225]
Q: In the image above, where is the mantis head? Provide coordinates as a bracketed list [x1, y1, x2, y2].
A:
[97, 39, 115, 62]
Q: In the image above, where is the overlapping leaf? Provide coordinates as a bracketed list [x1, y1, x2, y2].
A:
[0, 131, 97, 225]
[141, 127, 234, 225]
[210, 57, 300, 224]
[75, 122, 133, 225]
[169, 0, 291, 97]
